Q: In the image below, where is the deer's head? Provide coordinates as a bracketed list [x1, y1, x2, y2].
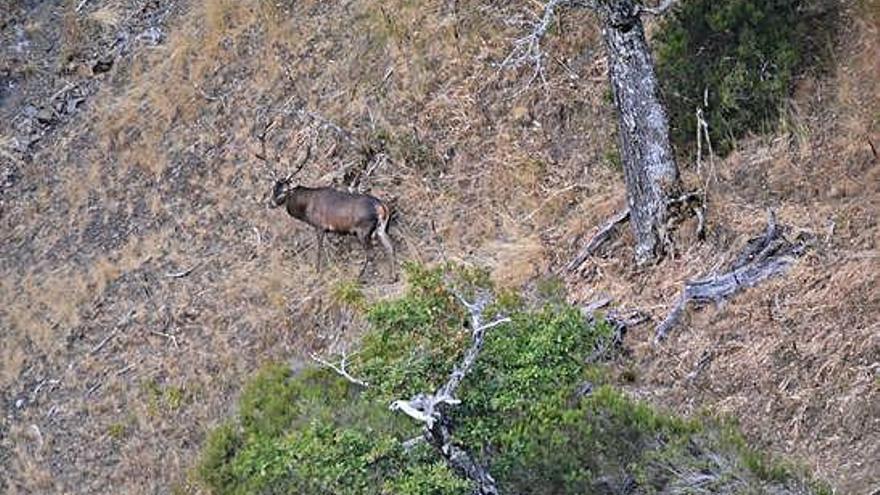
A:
[254, 118, 311, 208]
[270, 175, 292, 208]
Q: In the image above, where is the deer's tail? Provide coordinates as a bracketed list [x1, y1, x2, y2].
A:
[375, 202, 391, 235]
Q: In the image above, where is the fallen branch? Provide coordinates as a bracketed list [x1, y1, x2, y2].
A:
[638, 0, 678, 16]
[115, 363, 136, 376]
[310, 351, 369, 388]
[655, 211, 811, 342]
[582, 297, 649, 362]
[165, 263, 199, 279]
[390, 291, 509, 495]
[581, 295, 612, 315]
[150, 329, 179, 348]
[91, 308, 136, 355]
[86, 381, 103, 397]
[566, 208, 630, 272]
[91, 329, 118, 355]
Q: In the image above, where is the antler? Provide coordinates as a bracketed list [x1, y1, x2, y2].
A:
[255, 119, 278, 181]
[284, 143, 312, 182]
[255, 115, 315, 183]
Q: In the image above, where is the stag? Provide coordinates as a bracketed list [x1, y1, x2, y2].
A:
[256, 121, 395, 278]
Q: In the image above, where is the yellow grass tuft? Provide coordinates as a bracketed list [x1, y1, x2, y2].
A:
[486, 234, 547, 289]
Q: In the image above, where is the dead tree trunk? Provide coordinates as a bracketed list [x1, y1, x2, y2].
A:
[600, 0, 681, 265]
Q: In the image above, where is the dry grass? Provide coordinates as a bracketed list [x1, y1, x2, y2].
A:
[0, 0, 620, 489]
[0, 0, 877, 493]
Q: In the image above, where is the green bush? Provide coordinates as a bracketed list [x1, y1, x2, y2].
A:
[655, 0, 838, 155]
[198, 263, 827, 494]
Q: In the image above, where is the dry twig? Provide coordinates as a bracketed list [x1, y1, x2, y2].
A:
[500, 0, 577, 89]
[566, 208, 630, 272]
[91, 329, 118, 355]
[165, 264, 199, 279]
[310, 351, 369, 388]
[150, 329, 179, 348]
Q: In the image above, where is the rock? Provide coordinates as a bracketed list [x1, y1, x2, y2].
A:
[36, 107, 56, 125]
[575, 381, 594, 398]
[139, 27, 164, 45]
[92, 58, 114, 75]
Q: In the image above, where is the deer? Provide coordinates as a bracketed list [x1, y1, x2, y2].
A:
[256, 120, 396, 279]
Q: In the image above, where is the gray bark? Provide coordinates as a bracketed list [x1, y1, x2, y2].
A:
[390, 293, 508, 495]
[654, 211, 812, 342]
[599, 0, 680, 265]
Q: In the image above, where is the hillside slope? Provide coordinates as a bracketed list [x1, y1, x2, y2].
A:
[1, 0, 877, 493]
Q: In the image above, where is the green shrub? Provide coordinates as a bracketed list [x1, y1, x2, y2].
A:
[199, 421, 243, 492]
[331, 279, 367, 311]
[655, 0, 838, 155]
[198, 263, 827, 494]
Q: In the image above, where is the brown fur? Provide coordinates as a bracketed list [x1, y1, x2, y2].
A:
[271, 183, 395, 277]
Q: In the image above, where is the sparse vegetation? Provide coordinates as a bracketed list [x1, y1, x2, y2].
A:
[331, 279, 368, 311]
[142, 379, 193, 415]
[1, 0, 877, 493]
[107, 422, 127, 441]
[198, 264, 825, 494]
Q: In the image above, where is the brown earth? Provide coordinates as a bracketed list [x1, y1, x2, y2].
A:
[0, 0, 877, 493]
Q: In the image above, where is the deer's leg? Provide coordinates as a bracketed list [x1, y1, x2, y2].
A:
[357, 230, 373, 278]
[315, 229, 325, 273]
[376, 227, 396, 279]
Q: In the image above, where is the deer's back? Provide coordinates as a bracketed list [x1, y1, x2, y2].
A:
[290, 187, 381, 232]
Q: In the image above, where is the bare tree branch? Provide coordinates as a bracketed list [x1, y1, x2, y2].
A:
[500, 0, 586, 88]
[390, 291, 509, 495]
[310, 351, 370, 388]
[638, 0, 678, 16]
[165, 263, 199, 279]
[500, 0, 675, 89]
[581, 297, 649, 362]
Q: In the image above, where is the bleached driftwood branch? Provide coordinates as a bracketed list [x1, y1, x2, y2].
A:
[390, 291, 510, 495]
[655, 211, 812, 342]
[310, 351, 370, 388]
[638, 0, 678, 16]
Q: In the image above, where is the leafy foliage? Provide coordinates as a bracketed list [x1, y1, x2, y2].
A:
[655, 0, 838, 155]
[198, 263, 827, 494]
